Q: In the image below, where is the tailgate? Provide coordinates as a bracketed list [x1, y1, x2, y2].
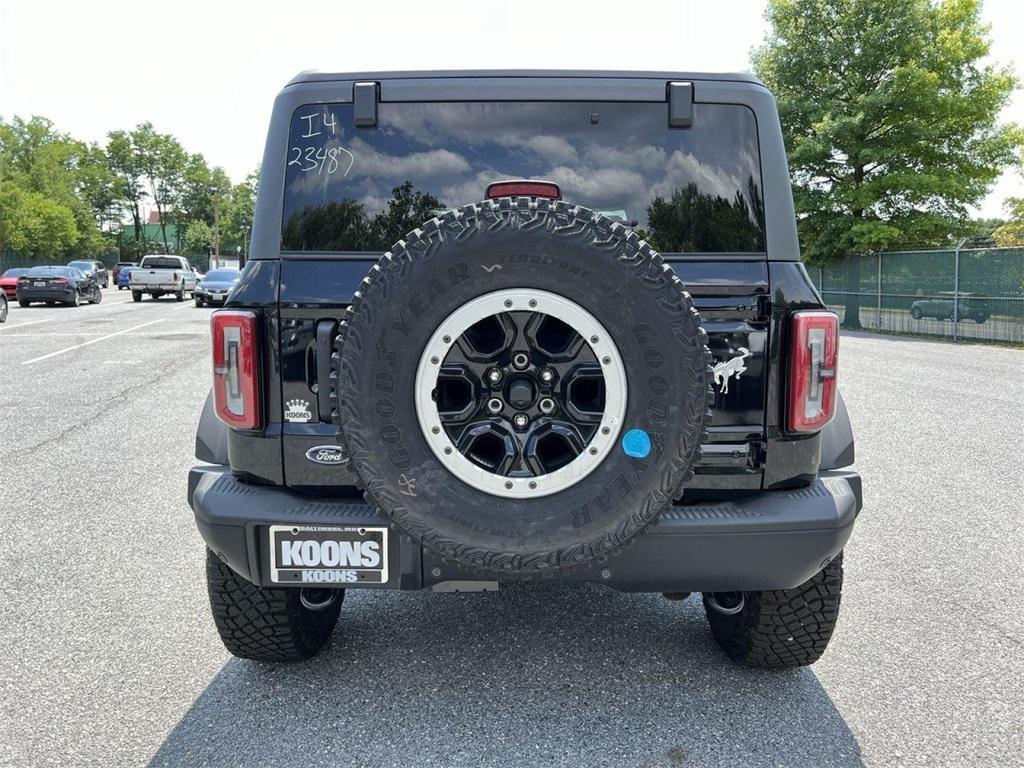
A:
[274, 258, 769, 494]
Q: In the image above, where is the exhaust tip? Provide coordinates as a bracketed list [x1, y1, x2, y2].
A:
[705, 591, 745, 615]
[299, 588, 339, 612]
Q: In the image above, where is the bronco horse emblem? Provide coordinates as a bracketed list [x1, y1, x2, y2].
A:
[713, 347, 751, 394]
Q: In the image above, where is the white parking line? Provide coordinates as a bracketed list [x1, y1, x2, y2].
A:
[0, 318, 52, 332]
[1, 330, 208, 337]
[20, 319, 167, 365]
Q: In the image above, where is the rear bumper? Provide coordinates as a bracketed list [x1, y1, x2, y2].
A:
[188, 466, 862, 592]
[133, 284, 181, 292]
[17, 288, 75, 302]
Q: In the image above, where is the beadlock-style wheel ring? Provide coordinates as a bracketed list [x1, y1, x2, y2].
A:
[415, 288, 627, 499]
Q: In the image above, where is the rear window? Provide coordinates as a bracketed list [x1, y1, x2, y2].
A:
[68, 261, 93, 270]
[26, 266, 75, 277]
[3, 268, 28, 277]
[281, 101, 765, 254]
[205, 270, 239, 280]
[140, 257, 184, 269]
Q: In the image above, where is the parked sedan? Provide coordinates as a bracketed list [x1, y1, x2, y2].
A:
[67, 259, 109, 288]
[17, 266, 102, 307]
[1, 268, 30, 299]
[112, 261, 137, 287]
[193, 268, 241, 307]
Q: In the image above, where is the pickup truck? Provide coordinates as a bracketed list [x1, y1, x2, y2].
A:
[129, 255, 197, 302]
[188, 70, 862, 669]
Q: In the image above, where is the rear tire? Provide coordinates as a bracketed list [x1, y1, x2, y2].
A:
[703, 553, 843, 668]
[205, 549, 342, 662]
[132, 291, 142, 303]
[910, 307, 922, 320]
[175, 290, 184, 302]
[19, 299, 30, 307]
[195, 297, 204, 307]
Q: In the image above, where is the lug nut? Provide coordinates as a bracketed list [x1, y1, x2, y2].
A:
[512, 352, 529, 370]
[486, 397, 504, 414]
[487, 368, 502, 384]
[539, 368, 554, 383]
[539, 397, 555, 414]
[513, 413, 529, 429]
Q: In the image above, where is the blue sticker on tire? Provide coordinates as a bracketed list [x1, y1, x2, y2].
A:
[621, 429, 651, 459]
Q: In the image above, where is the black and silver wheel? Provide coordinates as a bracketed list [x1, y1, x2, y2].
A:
[333, 198, 712, 577]
[0, 293, 7, 323]
[416, 289, 626, 499]
[910, 307, 922, 320]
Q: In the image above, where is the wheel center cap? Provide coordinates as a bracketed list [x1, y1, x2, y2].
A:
[507, 377, 535, 409]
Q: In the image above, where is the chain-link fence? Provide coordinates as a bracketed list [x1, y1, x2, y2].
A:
[816, 247, 1024, 346]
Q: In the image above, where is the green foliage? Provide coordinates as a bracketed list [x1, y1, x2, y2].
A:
[0, 182, 79, 259]
[645, 178, 764, 252]
[753, 0, 1023, 260]
[1, 113, 258, 262]
[183, 219, 214, 252]
[0, 115, 113, 259]
[992, 152, 1024, 246]
[282, 182, 443, 252]
[222, 167, 259, 253]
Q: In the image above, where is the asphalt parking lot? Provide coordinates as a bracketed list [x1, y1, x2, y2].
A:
[1, 292, 1022, 767]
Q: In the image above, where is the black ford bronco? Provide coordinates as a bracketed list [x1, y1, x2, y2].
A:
[188, 70, 861, 668]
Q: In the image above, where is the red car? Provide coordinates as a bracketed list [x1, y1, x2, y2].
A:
[1, 268, 30, 299]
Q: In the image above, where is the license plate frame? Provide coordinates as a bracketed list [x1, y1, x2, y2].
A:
[268, 525, 388, 585]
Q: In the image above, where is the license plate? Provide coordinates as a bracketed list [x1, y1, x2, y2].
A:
[34, 281, 46, 287]
[269, 525, 388, 585]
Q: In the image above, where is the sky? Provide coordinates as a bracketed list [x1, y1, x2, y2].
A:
[1, 0, 1021, 218]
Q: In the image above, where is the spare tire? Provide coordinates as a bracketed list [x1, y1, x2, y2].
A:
[333, 198, 711, 576]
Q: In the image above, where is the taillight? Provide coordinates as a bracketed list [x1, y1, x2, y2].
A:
[172, 271, 179, 281]
[54, 278, 69, 285]
[486, 180, 562, 200]
[787, 311, 839, 433]
[211, 310, 261, 429]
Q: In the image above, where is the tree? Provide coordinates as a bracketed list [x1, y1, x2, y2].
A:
[0, 183, 79, 258]
[645, 178, 764, 253]
[992, 152, 1024, 246]
[107, 128, 148, 250]
[0, 115, 109, 259]
[183, 219, 214, 254]
[222, 167, 259, 256]
[134, 123, 187, 252]
[370, 181, 444, 247]
[753, 0, 1022, 325]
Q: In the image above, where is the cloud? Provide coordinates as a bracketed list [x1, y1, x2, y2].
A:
[347, 140, 471, 181]
[649, 149, 743, 203]
[546, 165, 648, 209]
[439, 169, 509, 207]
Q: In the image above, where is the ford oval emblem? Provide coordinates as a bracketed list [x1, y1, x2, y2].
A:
[305, 445, 348, 465]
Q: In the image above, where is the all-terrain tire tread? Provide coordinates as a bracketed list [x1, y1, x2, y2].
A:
[703, 554, 844, 668]
[332, 198, 712, 577]
[205, 549, 341, 662]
